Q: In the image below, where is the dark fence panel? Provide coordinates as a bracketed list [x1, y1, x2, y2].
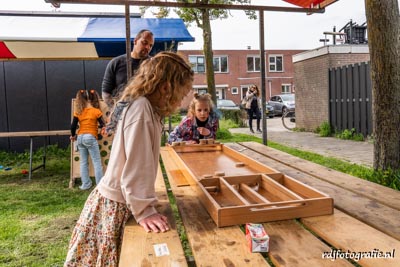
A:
[366, 64, 373, 135]
[84, 60, 109, 92]
[5, 61, 49, 152]
[0, 59, 110, 152]
[353, 64, 361, 133]
[0, 62, 8, 150]
[46, 60, 86, 148]
[329, 62, 372, 136]
[346, 66, 354, 130]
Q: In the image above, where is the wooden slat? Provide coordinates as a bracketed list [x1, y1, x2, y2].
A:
[160, 147, 270, 266]
[225, 142, 400, 241]
[260, 174, 304, 201]
[119, 165, 188, 267]
[220, 177, 251, 205]
[240, 183, 271, 204]
[159, 147, 190, 187]
[264, 220, 353, 267]
[301, 209, 400, 267]
[222, 145, 279, 174]
[0, 130, 70, 137]
[240, 141, 400, 210]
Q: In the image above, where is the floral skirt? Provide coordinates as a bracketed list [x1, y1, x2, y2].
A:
[64, 188, 131, 267]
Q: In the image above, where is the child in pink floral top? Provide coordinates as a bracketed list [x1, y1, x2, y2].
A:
[168, 93, 219, 144]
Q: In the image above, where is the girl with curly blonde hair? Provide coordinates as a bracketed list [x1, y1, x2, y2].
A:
[65, 51, 194, 267]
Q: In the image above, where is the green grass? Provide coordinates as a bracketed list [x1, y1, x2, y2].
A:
[0, 125, 399, 266]
[0, 146, 89, 267]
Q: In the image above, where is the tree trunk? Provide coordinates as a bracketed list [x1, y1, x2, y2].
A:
[365, 0, 400, 170]
[201, 8, 217, 105]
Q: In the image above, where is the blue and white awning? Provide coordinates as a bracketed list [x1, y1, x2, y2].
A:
[0, 17, 195, 58]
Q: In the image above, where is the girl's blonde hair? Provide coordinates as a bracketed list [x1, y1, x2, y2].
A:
[74, 89, 101, 115]
[187, 93, 214, 117]
[119, 51, 194, 116]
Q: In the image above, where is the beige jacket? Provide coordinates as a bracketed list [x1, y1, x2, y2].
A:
[97, 96, 162, 223]
[245, 91, 261, 109]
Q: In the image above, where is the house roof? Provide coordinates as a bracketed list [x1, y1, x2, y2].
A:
[0, 17, 194, 58]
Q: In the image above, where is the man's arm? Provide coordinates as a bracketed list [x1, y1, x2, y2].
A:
[102, 91, 114, 109]
[102, 58, 117, 109]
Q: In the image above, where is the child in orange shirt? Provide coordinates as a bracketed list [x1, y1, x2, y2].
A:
[70, 89, 105, 190]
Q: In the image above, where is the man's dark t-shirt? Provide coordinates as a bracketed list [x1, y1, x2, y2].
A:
[101, 54, 147, 97]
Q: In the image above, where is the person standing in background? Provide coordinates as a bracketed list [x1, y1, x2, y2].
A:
[101, 29, 154, 109]
[245, 85, 262, 133]
[70, 89, 105, 190]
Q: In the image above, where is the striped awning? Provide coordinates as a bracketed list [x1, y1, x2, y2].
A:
[0, 17, 194, 59]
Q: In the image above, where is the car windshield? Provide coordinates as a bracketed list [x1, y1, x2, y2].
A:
[218, 100, 236, 107]
[281, 94, 294, 101]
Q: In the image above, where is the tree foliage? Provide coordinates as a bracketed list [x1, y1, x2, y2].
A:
[365, 0, 400, 171]
[141, 0, 255, 105]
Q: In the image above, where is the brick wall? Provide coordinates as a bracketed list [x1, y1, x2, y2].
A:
[179, 49, 304, 108]
[293, 46, 370, 130]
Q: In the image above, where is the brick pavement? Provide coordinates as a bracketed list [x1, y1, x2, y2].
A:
[229, 117, 373, 167]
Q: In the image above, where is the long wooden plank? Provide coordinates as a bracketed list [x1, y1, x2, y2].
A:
[119, 166, 188, 267]
[159, 147, 190, 187]
[263, 220, 353, 267]
[240, 183, 271, 204]
[0, 130, 70, 137]
[160, 147, 270, 266]
[301, 209, 400, 267]
[259, 174, 304, 201]
[225, 142, 400, 241]
[239, 141, 400, 211]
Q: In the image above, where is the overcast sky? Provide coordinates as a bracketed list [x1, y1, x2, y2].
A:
[1, 0, 399, 50]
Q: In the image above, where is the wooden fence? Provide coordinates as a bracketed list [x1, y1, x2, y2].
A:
[329, 61, 372, 136]
[0, 59, 109, 152]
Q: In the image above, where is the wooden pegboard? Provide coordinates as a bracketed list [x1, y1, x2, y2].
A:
[69, 99, 113, 188]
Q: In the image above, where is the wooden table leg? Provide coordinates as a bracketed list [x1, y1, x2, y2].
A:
[29, 137, 33, 180]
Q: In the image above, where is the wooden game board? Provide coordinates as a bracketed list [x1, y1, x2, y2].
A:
[166, 143, 333, 227]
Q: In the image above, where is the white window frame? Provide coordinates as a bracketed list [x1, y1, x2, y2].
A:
[241, 85, 252, 100]
[213, 56, 228, 73]
[281, 84, 291, 94]
[247, 55, 261, 72]
[231, 87, 238, 95]
[189, 55, 205, 73]
[269, 55, 283, 72]
[195, 88, 208, 95]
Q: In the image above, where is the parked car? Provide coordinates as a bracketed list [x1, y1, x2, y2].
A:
[217, 99, 240, 110]
[265, 103, 275, 118]
[245, 104, 274, 119]
[267, 94, 295, 115]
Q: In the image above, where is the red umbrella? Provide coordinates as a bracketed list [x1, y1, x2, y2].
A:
[283, 0, 327, 8]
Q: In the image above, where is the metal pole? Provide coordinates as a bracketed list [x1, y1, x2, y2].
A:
[259, 10, 267, 145]
[333, 26, 336, 45]
[125, 3, 132, 79]
[29, 137, 33, 180]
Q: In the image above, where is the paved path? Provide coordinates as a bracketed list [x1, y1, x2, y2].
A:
[229, 117, 374, 168]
